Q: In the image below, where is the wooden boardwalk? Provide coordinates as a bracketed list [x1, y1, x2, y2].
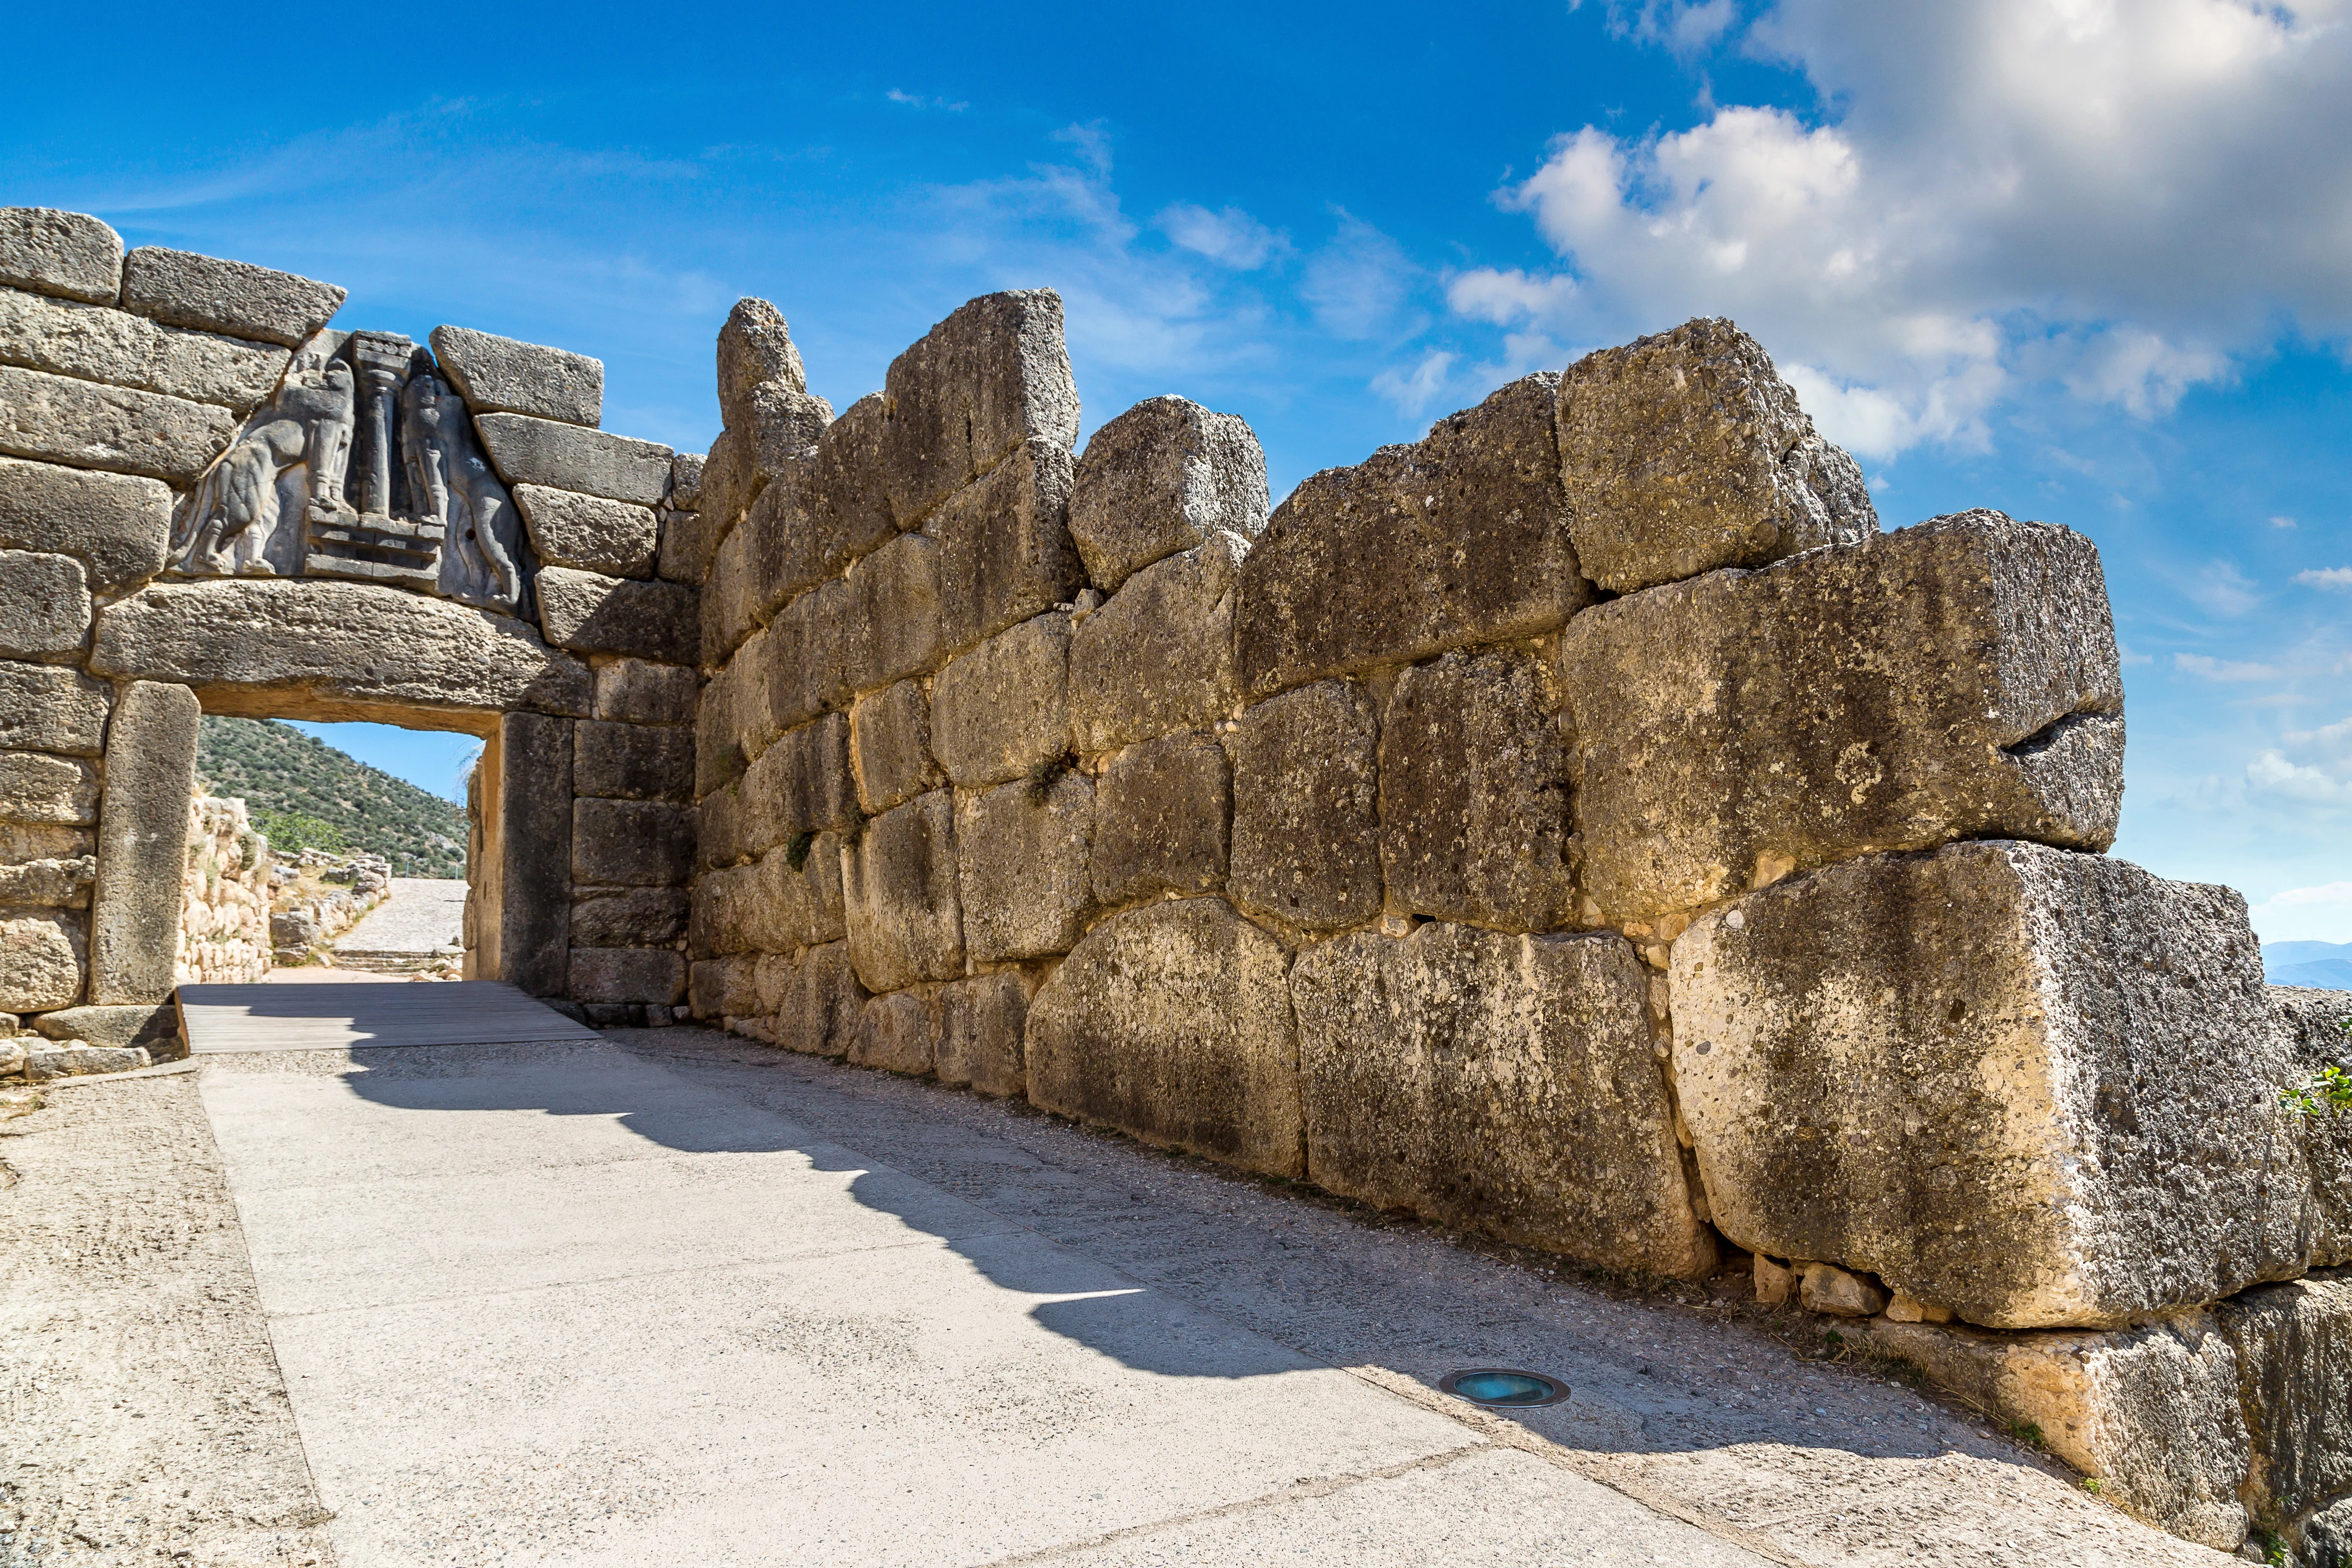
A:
[177, 981, 603, 1054]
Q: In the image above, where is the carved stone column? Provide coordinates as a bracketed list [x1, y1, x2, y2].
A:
[347, 331, 414, 516]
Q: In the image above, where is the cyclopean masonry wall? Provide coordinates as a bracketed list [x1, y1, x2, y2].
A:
[11, 203, 2352, 1557]
[0, 207, 698, 1044]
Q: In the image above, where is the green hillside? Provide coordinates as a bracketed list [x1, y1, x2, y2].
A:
[195, 717, 469, 878]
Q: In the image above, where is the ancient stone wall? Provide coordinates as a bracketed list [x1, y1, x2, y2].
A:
[176, 794, 268, 985]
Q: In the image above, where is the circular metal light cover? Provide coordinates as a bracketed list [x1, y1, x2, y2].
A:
[1439, 1368, 1570, 1407]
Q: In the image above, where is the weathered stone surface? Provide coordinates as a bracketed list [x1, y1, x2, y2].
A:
[716, 298, 808, 425]
[1379, 648, 1575, 932]
[0, 209, 122, 304]
[119, 247, 344, 348]
[593, 656, 697, 727]
[842, 790, 963, 992]
[760, 940, 867, 1057]
[0, 751, 99, 825]
[0, 455, 172, 589]
[0, 549, 90, 660]
[24, 1042, 147, 1081]
[88, 681, 196, 1006]
[852, 987, 940, 1076]
[931, 439, 1083, 655]
[1069, 396, 1270, 592]
[764, 577, 851, 730]
[429, 325, 602, 427]
[92, 579, 593, 720]
[28, 1001, 175, 1050]
[1799, 1262, 1888, 1317]
[573, 798, 694, 887]
[1562, 511, 2126, 924]
[695, 778, 744, 871]
[0, 821, 91, 863]
[0, 287, 287, 412]
[0, 854, 94, 906]
[1556, 317, 1877, 593]
[883, 289, 1081, 525]
[669, 453, 704, 510]
[0, 906, 84, 1011]
[1027, 898, 1302, 1177]
[1228, 680, 1382, 933]
[737, 385, 833, 497]
[1235, 374, 1585, 696]
[496, 712, 573, 995]
[698, 427, 752, 533]
[570, 887, 689, 948]
[850, 678, 943, 816]
[2273, 986, 2352, 1266]
[568, 945, 686, 1005]
[842, 532, 943, 696]
[475, 413, 672, 506]
[1294, 924, 1712, 1276]
[1866, 1314, 2251, 1549]
[694, 634, 774, 796]
[0, 364, 235, 482]
[739, 712, 854, 857]
[688, 955, 758, 1021]
[785, 393, 895, 587]
[657, 505, 717, 587]
[932, 613, 1068, 787]
[938, 970, 1028, 1097]
[514, 485, 659, 578]
[574, 720, 692, 802]
[534, 566, 697, 665]
[689, 834, 846, 956]
[955, 773, 1093, 963]
[1091, 732, 1229, 907]
[1673, 840, 2307, 1330]
[698, 510, 761, 666]
[1068, 532, 1245, 752]
[2216, 1271, 2352, 1545]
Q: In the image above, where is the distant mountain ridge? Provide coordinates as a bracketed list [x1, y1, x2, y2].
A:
[2266, 939, 2352, 990]
[195, 717, 467, 878]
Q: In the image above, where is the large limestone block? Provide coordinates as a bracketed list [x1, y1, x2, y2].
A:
[842, 532, 944, 695]
[571, 887, 689, 948]
[1068, 532, 1245, 752]
[787, 393, 896, 588]
[658, 506, 711, 588]
[0, 751, 99, 825]
[883, 289, 1081, 526]
[1235, 374, 1585, 697]
[1865, 1314, 2251, 1550]
[1672, 841, 2308, 1329]
[573, 798, 694, 887]
[937, 970, 1029, 1097]
[1562, 511, 2126, 924]
[0, 821, 93, 863]
[90, 680, 197, 1005]
[931, 438, 1083, 656]
[574, 720, 692, 802]
[0, 364, 235, 482]
[696, 779, 744, 872]
[0, 905, 85, 1011]
[739, 712, 854, 857]
[694, 633, 775, 796]
[0, 209, 123, 304]
[2216, 1271, 2352, 1546]
[689, 955, 758, 1022]
[1026, 898, 1303, 1177]
[515, 485, 659, 578]
[1228, 680, 1382, 933]
[429, 325, 602, 427]
[690, 835, 846, 956]
[698, 514, 760, 666]
[852, 987, 941, 1076]
[1380, 648, 1576, 933]
[955, 773, 1093, 963]
[932, 613, 1068, 787]
[475, 413, 673, 506]
[763, 579, 852, 732]
[1556, 317, 1877, 593]
[0, 287, 287, 413]
[1091, 732, 1229, 907]
[0, 853, 94, 906]
[0, 549, 91, 660]
[497, 711, 573, 995]
[736, 385, 833, 500]
[757, 941, 866, 1057]
[569, 946, 686, 1006]
[593, 657, 696, 727]
[696, 427, 751, 536]
[842, 790, 964, 992]
[716, 299, 807, 426]
[119, 247, 344, 348]
[28, 1001, 176, 1051]
[2273, 986, 2352, 1265]
[91, 579, 593, 720]
[1068, 396, 1270, 592]
[850, 678, 943, 815]
[1295, 924, 1713, 1276]
[535, 566, 697, 665]
[0, 455, 172, 589]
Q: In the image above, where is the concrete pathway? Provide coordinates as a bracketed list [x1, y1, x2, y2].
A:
[192, 1031, 2228, 1568]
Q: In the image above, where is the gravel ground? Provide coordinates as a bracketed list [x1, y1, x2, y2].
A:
[332, 880, 465, 955]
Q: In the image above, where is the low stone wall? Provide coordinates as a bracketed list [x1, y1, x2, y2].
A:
[176, 795, 267, 984]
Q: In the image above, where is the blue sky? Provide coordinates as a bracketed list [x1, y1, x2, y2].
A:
[13, 1, 2352, 936]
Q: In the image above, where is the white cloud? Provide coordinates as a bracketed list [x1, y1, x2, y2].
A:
[2178, 652, 2279, 681]
[2299, 567, 2352, 590]
[1465, 0, 2352, 456]
[1157, 205, 1287, 269]
[1301, 213, 1421, 340]
[2260, 881, 2352, 909]
[1372, 350, 1459, 416]
[2275, 516, 2300, 528]
[885, 89, 969, 111]
[2170, 559, 2263, 618]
